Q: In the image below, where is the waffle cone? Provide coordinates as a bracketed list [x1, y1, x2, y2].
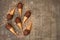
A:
[23, 16, 27, 23]
[9, 28, 17, 36]
[18, 9, 22, 16]
[26, 22, 32, 30]
[17, 23, 22, 29]
[9, 8, 15, 15]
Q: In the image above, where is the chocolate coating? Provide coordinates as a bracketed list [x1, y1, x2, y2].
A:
[17, 2, 23, 9]
[15, 17, 21, 23]
[6, 23, 12, 30]
[24, 11, 31, 18]
[23, 29, 30, 36]
[7, 14, 13, 20]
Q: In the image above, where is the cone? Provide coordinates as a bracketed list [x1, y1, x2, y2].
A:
[9, 8, 15, 15]
[9, 27, 17, 36]
[5, 23, 18, 36]
[7, 8, 15, 20]
[23, 22, 32, 36]
[18, 9, 22, 16]
[23, 16, 28, 23]
[17, 2, 23, 16]
[15, 17, 22, 30]
[26, 22, 32, 30]
[17, 23, 22, 29]
[23, 10, 31, 23]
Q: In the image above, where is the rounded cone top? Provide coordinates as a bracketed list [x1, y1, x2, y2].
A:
[23, 29, 30, 36]
[7, 14, 13, 20]
[15, 17, 21, 23]
[6, 23, 12, 29]
[24, 10, 31, 18]
[17, 2, 23, 9]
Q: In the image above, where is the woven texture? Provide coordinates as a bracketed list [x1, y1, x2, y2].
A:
[0, 0, 59, 40]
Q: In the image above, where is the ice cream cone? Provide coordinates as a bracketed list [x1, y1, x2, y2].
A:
[7, 8, 15, 20]
[23, 22, 32, 36]
[5, 23, 18, 36]
[17, 2, 23, 16]
[23, 10, 31, 23]
[15, 17, 22, 30]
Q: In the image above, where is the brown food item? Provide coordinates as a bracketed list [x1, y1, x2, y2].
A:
[15, 17, 22, 29]
[7, 14, 13, 20]
[23, 10, 31, 23]
[5, 23, 18, 36]
[23, 29, 30, 36]
[7, 8, 15, 20]
[17, 2, 23, 9]
[6, 23, 12, 29]
[17, 2, 23, 16]
[23, 22, 32, 36]
[15, 17, 21, 23]
[24, 10, 31, 18]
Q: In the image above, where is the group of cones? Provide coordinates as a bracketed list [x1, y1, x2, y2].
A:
[5, 2, 32, 37]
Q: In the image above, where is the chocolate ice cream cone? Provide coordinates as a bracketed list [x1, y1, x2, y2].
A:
[5, 23, 18, 36]
[15, 17, 22, 30]
[7, 8, 15, 20]
[23, 22, 32, 36]
[23, 10, 31, 23]
[17, 2, 23, 16]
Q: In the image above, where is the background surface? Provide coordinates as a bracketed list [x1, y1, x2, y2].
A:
[0, 0, 60, 40]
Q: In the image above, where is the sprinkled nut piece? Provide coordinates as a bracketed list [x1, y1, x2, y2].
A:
[23, 10, 31, 23]
[15, 17, 22, 30]
[5, 23, 18, 36]
[17, 2, 23, 16]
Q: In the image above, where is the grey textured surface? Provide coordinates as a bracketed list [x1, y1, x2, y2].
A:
[0, 0, 60, 40]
